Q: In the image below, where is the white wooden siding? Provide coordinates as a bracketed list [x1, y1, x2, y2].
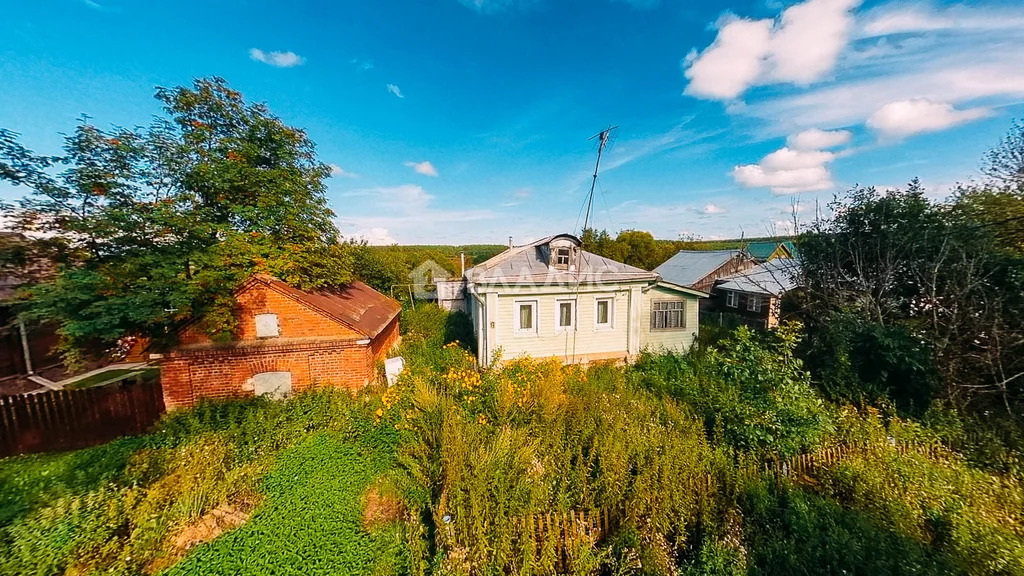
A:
[639, 285, 700, 352]
[493, 287, 631, 362]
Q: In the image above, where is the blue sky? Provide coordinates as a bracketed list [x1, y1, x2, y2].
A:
[2, 0, 1023, 244]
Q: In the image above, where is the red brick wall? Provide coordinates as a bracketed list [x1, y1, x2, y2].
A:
[179, 281, 361, 345]
[163, 280, 401, 410]
[162, 341, 376, 410]
[370, 316, 401, 361]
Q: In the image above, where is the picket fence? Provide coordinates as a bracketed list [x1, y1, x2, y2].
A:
[0, 378, 165, 457]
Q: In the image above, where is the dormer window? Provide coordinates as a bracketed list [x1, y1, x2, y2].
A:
[555, 247, 571, 269]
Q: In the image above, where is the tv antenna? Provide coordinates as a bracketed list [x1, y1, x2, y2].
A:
[581, 126, 617, 238]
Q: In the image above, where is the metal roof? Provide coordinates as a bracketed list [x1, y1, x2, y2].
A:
[252, 275, 401, 338]
[745, 240, 796, 261]
[715, 258, 801, 296]
[654, 249, 741, 287]
[466, 234, 657, 285]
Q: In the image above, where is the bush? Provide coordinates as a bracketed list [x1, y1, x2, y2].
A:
[632, 323, 833, 458]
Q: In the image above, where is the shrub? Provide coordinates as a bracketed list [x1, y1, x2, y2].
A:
[632, 323, 833, 458]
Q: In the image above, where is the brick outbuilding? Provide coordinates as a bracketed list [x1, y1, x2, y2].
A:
[161, 274, 401, 410]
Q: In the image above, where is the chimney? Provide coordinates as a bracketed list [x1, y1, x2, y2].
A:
[460, 252, 465, 277]
[508, 236, 513, 249]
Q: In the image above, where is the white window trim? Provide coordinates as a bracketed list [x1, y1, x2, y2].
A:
[555, 298, 577, 333]
[514, 299, 539, 335]
[594, 296, 615, 330]
[725, 291, 738, 308]
[747, 294, 762, 312]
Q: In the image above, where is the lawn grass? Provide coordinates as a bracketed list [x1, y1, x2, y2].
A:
[163, 433, 407, 575]
[64, 367, 160, 389]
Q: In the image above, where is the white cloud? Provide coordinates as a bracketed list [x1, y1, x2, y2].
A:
[684, 0, 861, 100]
[768, 0, 862, 84]
[760, 147, 836, 171]
[702, 203, 726, 215]
[735, 1, 1024, 136]
[733, 139, 841, 194]
[404, 160, 439, 177]
[386, 84, 404, 99]
[328, 164, 358, 178]
[350, 227, 397, 245]
[336, 184, 497, 243]
[787, 128, 851, 150]
[866, 98, 989, 139]
[684, 17, 772, 100]
[249, 48, 305, 68]
[860, 3, 1024, 36]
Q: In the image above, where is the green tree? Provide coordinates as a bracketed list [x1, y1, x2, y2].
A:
[0, 77, 351, 362]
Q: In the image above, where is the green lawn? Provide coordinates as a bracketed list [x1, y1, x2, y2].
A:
[64, 367, 160, 390]
[164, 433, 407, 575]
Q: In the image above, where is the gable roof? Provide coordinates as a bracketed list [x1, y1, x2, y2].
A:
[715, 258, 801, 296]
[246, 275, 401, 338]
[655, 249, 743, 287]
[466, 234, 657, 285]
[745, 240, 795, 261]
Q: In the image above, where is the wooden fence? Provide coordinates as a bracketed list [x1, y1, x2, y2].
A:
[0, 379, 165, 458]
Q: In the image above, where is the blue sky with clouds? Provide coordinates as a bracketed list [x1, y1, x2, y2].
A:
[2, 0, 1023, 244]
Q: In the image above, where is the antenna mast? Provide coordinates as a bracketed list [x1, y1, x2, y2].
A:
[582, 126, 617, 238]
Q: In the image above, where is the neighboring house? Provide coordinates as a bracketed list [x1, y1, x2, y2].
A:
[162, 274, 401, 410]
[744, 240, 797, 263]
[712, 258, 801, 329]
[655, 249, 756, 294]
[0, 233, 60, 380]
[463, 234, 706, 366]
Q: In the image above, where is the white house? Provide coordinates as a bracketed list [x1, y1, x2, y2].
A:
[462, 234, 706, 367]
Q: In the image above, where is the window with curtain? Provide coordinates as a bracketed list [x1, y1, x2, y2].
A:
[557, 300, 575, 330]
[595, 297, 613, 328]
[516, 301, 537, 333]
[651, 300, 685, 330]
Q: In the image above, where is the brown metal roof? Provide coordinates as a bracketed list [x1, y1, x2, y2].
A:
[254, 275, 401, 339]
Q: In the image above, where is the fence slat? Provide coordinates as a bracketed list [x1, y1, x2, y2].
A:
[0, 381, 165, 458]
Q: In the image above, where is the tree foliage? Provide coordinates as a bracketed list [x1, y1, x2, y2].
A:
[799, 177, 1024, 419]
[0, 77, 351, 360]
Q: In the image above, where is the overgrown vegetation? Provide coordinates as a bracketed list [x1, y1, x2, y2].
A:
[4, 305, 1022, 575]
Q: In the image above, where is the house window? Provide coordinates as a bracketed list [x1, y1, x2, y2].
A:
[255, 313, 280, 338]
[725, 291, 738, 308]
[651, 300, 686, 330]
[555, 247, 571, 268]
[556, 299, 576, 331]
[252, 371, 292, 400]
[515, 300, 538, 333]
[747, 295, 763, 312]
[595, 297, 614, 329]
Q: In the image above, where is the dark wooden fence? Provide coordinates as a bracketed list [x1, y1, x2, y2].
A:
[0, 379, 165, 458]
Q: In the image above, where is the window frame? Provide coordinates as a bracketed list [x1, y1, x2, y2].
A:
[594, 296, 614, 330]
[254, 313, 280, 338]
[554, 298, 577, 332]
[514, 299, 539, 335]
[725, 291, 738, 308]
[555, 247, 571, 268]
[650, 299, 686, 331]
[747, 294, 763, 312]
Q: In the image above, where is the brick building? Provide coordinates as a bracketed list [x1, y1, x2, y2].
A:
[161, 274, 401, 410]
